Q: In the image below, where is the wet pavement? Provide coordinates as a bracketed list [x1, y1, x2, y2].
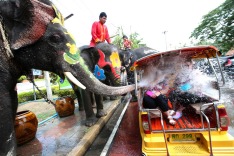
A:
[107, 102, 142, 156]
[16, 96, 123, 156]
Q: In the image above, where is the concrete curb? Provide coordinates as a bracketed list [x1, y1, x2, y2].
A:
[68, 98, 121, 156]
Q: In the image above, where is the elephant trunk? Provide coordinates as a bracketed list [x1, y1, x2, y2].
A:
[71, 64, 135, 95]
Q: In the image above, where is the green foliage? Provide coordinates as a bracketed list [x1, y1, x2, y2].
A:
[17, 75, 27, 82]
[129, 32, 146, 49]
[112, 26, 146, 49]
[190, 0, 234, 53]
[18, 86, 75, 103]
[53, 89, 76, 99]
[49, 72, 59, 84]
[112, 27, 124, 48]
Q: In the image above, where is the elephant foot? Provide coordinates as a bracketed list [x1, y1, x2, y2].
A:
[85, 116, 98, 127]
[96, 109, 107, 118]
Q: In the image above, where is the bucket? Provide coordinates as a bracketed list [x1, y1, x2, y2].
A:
[55, 96, 75, 117]
[15, 110, 38, 145]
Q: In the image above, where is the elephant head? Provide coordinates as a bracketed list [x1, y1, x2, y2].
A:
[0, 0, 134, 155]
[119, 47, 159, 70]
[119, 47, 159, 84]
[79, 43, 122, 87]
[119, 50, 134, 69]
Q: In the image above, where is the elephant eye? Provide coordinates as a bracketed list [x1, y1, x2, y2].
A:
[49, 34, 64, 44]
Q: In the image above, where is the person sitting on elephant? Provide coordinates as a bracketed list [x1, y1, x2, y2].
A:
[224, 55, 234, 67]
[122, 35, 132, 50]
[90, 12, 111, 47]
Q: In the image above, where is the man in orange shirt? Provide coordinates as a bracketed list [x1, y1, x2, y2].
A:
[90, 12, 111, 47]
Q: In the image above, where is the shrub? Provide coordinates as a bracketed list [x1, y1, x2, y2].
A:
[49, 72, 59, 85]
[53, 89, 76, 99]
[18, 86, 76, 103]
[17, 75, 27, 83]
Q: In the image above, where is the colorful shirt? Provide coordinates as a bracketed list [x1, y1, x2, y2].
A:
[123, 39, 132, 49]
[90, 21, 111, 47]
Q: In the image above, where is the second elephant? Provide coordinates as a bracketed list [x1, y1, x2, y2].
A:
[72, 43, 123, 126]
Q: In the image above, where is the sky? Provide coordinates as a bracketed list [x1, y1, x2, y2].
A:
[51, 0, 225, 51]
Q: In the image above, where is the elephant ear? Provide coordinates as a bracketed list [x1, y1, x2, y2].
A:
[11, 0, 55, 50]
[81, 47, 100, 65]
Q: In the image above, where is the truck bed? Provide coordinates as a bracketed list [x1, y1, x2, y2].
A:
[149, 102, 218, 132]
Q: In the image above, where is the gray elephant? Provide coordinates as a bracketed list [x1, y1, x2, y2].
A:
[119, 47, 159, 84]
[0, 0, 134, 155]
[70, 43, 123, 126]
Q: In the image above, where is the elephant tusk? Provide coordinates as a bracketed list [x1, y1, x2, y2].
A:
[64, 72, 86, 89]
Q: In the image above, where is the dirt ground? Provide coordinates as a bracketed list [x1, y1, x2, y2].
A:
[17, 100, 56, 122]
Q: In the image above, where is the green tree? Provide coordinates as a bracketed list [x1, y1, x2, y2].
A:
[49, 72, 59, 84]
[112, 27, 146, 49]
[190, 0, 234, 54]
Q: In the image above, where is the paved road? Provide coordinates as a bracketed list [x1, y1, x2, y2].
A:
[84, 94, 142, 156]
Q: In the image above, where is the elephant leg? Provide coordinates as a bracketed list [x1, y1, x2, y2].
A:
[71, 83, 84, 111]
[81, 90, 98, 127]
[130, 90, 137, 102]
[94, 94, 107, 118]
[75, 88, 84, 111]
[0, 91, 17, 156]
[90, 92, 96, 108]
[104, 79, 118, 100]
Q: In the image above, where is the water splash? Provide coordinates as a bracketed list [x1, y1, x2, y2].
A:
[138, 55, 219, 100]
[195, 58, 234, 130]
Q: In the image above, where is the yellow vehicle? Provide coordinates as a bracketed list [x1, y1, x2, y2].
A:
[132, 46, 234, 156]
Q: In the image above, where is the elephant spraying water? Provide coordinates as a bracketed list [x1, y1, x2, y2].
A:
[0, 0, 134, 155]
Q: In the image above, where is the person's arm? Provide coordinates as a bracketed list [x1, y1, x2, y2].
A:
[91, 22, 100, 43]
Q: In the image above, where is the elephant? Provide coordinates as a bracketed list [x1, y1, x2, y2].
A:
[70, 43, 123, 126]
[119, 47, 159, 84]
[0, 0, 134, 155]
[119, 47, 158, 101]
